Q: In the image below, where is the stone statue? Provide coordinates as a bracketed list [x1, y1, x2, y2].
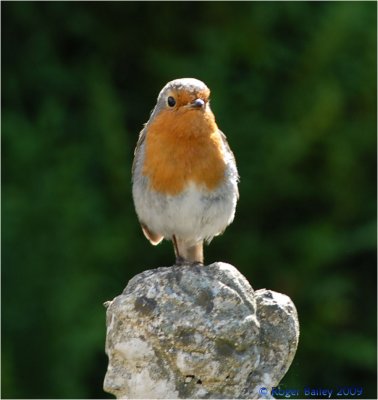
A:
[104, 263, 299, 398]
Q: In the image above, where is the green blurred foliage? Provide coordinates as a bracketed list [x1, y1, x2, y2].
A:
[2, 2, 376, 398]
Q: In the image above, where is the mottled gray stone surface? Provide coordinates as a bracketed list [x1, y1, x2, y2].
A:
[103, 262, 299, 399]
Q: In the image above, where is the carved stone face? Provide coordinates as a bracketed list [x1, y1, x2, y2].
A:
[104, 334, 179, 398]
[103, 263, 299, 399]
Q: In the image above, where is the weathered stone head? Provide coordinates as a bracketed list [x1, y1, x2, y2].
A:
[103, 263, 299, 399]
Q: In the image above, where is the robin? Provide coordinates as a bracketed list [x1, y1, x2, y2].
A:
[132, 78, 239, 264]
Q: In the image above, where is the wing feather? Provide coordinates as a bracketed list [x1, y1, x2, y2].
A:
[219, 129, 240, 199]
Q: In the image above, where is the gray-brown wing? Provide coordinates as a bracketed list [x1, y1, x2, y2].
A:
[131, 125, 147, 179]
[131, 126, 164, 245]
[219, 129, 240, 199]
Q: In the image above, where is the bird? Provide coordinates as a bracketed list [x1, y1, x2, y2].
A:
[132, 78, 239, 265]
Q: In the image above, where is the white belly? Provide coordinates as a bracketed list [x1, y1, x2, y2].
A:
[133, 179, 237, 245]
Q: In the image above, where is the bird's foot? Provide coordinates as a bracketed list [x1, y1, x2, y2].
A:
[175, 256, 187, 266]
[190, 260, 204, 267]
[175, 257, 204, 267]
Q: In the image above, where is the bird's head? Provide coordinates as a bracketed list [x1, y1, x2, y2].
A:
[151, 78, 212, 118]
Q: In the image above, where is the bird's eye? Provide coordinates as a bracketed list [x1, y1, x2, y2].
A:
[167, 96, 176, 107]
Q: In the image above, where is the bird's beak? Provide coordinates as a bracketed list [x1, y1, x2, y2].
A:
[190, 98, 205, 109]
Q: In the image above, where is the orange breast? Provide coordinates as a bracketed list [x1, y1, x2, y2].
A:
[142, 108, 226, 195]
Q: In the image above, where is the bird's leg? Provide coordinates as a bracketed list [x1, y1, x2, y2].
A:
[172, 235, 185, 265]
[173, 236, 204, 265]
[185, 242, 204, 265]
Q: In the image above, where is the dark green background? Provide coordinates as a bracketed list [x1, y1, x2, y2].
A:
[2, 2, 377, 398]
